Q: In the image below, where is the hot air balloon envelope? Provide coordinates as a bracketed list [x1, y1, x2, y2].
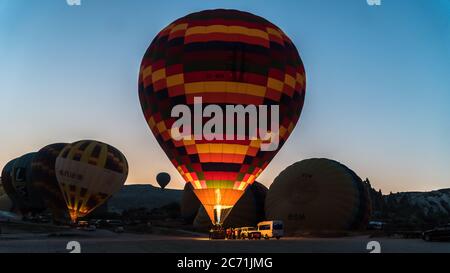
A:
[31, 143, 70, 223]
[265, 158, 372, 233]
[55, 140, 128, 222]
[139, 9, 306, 225]
[1, 159, 17, 207]
[156, 172, 171, 189]
[1, 153, 46, 214]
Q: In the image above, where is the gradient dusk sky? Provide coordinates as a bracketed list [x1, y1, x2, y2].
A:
[0, 0, 449, 193]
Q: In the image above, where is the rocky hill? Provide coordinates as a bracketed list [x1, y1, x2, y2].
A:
[111, 183, 449, 226]
[386, 189, 450, 216]
[366, 179, 450, 227]
[2, 180, 449, 228]
[107, 184, 182, 213]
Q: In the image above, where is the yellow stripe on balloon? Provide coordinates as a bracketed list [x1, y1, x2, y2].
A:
[267, 77, 284, 92]
[284, 74, 296, 89]
[97, 143, 108, 169]
[80, 141, 98, 164]
[156, 121, 167, 133]
[73, 186, 80, 214]
[280, 126, 287, 138]
[142, 66, 152, 79]
[288, 122, 294, 134]
[170, 23, 188, 33]
[196, 144, 209, 154]
[196, 144, 249, 155]
[63, 184, 72, 208]
[255, 169, 263, 177]
[266, 27, 283, 39]
[193, 180, 202, 189]
[248, 175, 256, 184]
[222, 144, 234, 154]
[238, 182, 247, 191]
[185, 25, 269, 40]
[147, 117, 156, 130]
[209, 143, 222, 154]
[67, 141, 84, 160]
[250, 139, 261, 148]
[151, 68, 166, 83]
[185, 173, 194, 182]
[296, 72, 305, 86]
[59, 145, 71, 159]
[166, 74, 184, 87]
[234, 145, 249, 155]
[185, 82, 266, 97]
[177, 166, 185, 175]
[159, 23, 175, 35]
[183, 138, 196, 146]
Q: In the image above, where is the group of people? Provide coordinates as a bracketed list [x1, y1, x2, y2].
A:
[208, 225, 243, 240]
[225, 227, 242, 240]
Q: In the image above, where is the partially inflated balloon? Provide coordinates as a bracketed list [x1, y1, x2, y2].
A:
[55, 140, 128, 222]
[156, 172, 171, 189]
[0, 194, 13, 212]
[1, 159, 18, 210]
[1, 153, 46, 214]
[31, 143, 70, 223]
[180, 183, 201, 223]
[139, 9, 306, 225]
[265, 158, 372, 233]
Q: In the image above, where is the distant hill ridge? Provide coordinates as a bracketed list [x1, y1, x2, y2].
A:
[2, 183, 450, 225]
[107, 184, 182, 213]
[385, 188, 450, 216]
[110, 185, 450, 219]
[366, 183, 450, 225]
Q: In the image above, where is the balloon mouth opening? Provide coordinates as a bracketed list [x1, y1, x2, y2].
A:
[213, 204, 233, 225]
[192, 188, 245, 225]
[68, 209, 88, 223]
[69, 211, 78, 223]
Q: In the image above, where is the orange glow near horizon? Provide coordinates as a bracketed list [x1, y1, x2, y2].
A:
[1, 143, 448, 195]
[0, 1, 449, 199]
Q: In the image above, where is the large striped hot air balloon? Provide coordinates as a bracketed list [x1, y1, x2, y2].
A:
[55, 140, 128, 222]
[139, 9, 306, 225]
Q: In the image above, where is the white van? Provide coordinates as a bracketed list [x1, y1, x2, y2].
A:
[257, 220, 284, 240]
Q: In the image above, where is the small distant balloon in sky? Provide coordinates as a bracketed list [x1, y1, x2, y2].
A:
[156, 172, 171, 189]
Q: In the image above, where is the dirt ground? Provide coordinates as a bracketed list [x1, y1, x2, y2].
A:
[1, 230, 449, 253]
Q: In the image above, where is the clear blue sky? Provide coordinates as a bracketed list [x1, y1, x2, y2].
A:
[0, 0, 449, 193]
